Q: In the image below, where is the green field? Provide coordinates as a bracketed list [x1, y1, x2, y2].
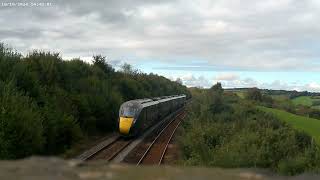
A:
[292, 96, 313, 106]
[270, 95, 289, 101]
[259, 106, 320, 144]
[235, 91, 245, 99]
[292, 96, 320, 109]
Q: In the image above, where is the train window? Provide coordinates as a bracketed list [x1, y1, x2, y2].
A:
[122, 106, 137, 117]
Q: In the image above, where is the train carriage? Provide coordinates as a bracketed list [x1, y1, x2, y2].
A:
[118, 94, 186, 137]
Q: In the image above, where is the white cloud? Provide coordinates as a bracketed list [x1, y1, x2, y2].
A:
[173, 73, 211, 88]
[214, 73, 239, 81]
[173, 73, 320, 92]
[1, 0, 320, 71]
[303, 82, 320, 92]
[1, 0, 320, 93]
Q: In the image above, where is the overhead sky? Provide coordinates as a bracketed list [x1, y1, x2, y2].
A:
[1, 0, 320, 91]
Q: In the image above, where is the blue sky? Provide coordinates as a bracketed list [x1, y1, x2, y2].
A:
[134, 61, 320, 91]
[1, 0, 320, 91]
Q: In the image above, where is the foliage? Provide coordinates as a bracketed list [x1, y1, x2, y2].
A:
[92, 55, 114, 74]
[246, 88, 263, 102]
[259, 106, 320, 144]
[245, 88, 274, 107]
[180, 85, 320, 175]
[0, 82, 44, 159]
[120, 62, 140, 75]
[0, 43, 190, 159]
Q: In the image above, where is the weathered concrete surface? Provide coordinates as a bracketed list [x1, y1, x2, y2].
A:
[0, 157, 319, 180]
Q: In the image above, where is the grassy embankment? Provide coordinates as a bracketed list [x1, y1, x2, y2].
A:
[292, 96, 320, 110]
[259, 106, 320, 144]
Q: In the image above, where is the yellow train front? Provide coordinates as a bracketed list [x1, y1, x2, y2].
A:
[118, 95, 186, 137]
[118, 100, 143, 136]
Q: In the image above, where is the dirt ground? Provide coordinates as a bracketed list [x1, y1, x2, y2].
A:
[1, 157, 319, 180]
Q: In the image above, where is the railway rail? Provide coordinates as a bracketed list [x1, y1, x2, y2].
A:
[136, 111, 186, 165]
[87, 138, 133, 161]
[77, 135, 120, 161]
[77, 107, 187, 164]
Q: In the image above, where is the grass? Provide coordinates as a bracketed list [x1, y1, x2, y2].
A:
[292, 96, 313, 106]
[292, 96, 320, 109]
[270, 95, 289, 101]
[259, 106, 320, 144]
[235, 92, 245, 99]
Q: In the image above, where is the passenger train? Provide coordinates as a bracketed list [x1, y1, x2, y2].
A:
[118, 94, 186, 136]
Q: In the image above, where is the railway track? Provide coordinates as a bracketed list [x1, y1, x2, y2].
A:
[87, 137, 133, 161]
[136, 111, 186, 165]
[77, 108, 186, 164]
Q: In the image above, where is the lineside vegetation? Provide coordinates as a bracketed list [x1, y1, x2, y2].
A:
[180, 84, 320, 175]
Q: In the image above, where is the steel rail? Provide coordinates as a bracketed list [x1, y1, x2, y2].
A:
[78, 135, 121, 161]
[105, 140, 133, 161]
[136, 111, 184, 165]
[158, 113, 186, 165]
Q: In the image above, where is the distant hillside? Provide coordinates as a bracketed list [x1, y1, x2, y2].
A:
[225, 88, 320, 99]
[259, 106, 320, 144]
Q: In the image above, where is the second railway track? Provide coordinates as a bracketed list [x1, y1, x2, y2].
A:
[121, 110, 186, 165]
[77, 108, 187, 164]
[137, 111, 186, 165]
[87, 137, 133, 161]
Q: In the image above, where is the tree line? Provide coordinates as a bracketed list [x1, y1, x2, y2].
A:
[226, 88, 320, 99]
[0, 43, 190, 159]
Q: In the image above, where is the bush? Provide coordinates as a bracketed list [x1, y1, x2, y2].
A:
[246, 88, 263, 102]
[180, 86, 320, 175]
[277, 156, 308, 175]
[0, 82, 44, 159]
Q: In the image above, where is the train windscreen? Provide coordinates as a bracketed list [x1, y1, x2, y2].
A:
[121, 106, 138, 117]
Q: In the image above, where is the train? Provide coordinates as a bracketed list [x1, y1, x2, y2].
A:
[118, 94, 186, 136]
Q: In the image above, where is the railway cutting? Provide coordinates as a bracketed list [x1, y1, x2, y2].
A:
[77, 94, 188, 165]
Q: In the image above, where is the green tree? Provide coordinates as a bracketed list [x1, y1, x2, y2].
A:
[120, 63, 139, 75]
[246, 88, 263, 101]
[0, 82, 44, 159]
[92, 55, 114, 74]
[208, 83, 226, 114]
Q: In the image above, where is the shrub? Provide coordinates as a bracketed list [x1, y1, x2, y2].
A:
[180, 86, 320, 175]
[246, 88, 263, 102]
[0, 82, 44, 159]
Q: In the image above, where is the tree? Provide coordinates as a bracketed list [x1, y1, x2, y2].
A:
[121, 63, 139, 75]
[246, 88, 263, 102]
[176, 78, 183, 85]
[0, 82, 44, 159]
[92, 55, 114, 74]
[210, 82, 223, 95]
[208, 83, 225, 113]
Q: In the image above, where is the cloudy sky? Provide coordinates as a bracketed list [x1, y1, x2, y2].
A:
[1, 0, 320, 91]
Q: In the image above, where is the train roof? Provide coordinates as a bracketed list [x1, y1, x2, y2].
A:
[121, 94, 186, 108]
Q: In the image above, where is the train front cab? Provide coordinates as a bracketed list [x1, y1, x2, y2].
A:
[119, 103, 140, 136]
